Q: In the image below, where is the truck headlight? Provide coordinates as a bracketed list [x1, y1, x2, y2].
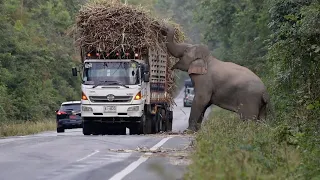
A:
[82, 106, 93, 112]
[127, 106, 139, 111]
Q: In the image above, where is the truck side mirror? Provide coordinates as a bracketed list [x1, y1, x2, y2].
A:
[72, 67, 77, 76]
[144, 64, 150, 73]
[143, 73, 150, 82]
[141, 64, 149, 82]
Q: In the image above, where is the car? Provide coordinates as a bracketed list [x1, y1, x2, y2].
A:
[183, 88, 194, 107]
[55, 101, 82, 133]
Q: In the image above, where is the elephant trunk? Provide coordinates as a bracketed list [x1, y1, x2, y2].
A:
[165, 25, 188, 58]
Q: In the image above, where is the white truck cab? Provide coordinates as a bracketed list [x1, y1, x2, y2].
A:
[80, 59, 146, 118]
[72, 49, 173, 135]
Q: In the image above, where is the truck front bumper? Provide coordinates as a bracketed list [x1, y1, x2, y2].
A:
[81, 104, 144, 118]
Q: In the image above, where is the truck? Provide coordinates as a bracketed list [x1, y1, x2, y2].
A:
[71, 48, 173, 135]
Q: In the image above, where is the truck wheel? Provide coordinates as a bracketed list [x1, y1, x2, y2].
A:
[130, 127, 138, 135]
[57, 127, 64, 133]
[160, 109, 168, 132]
[139, 114, 151, 135]
[83, 121, 92, 135]
[152, 112, 160, 133]
[164, 110, 172, 132]
[118, 126, 126, 135]
[166, 112, 173, 132]
[109, 125, 126, 135]
[91, 122, 101, 135]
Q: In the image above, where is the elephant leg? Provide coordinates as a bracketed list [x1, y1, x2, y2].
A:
[187, 95, 211, 132]
[196, 103, 211, 129]
[238, 103, 260, 121]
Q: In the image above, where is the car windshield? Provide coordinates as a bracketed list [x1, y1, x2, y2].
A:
[187, 89, 194, 94]
[83, 61, 140, 85]
[60, 104, 81, 111]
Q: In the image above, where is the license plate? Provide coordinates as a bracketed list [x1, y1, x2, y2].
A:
[69, 115, 76, 119]
[104, 106, 116, 113]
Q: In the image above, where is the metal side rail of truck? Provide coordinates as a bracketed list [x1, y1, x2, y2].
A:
[71, 48, 173, 135]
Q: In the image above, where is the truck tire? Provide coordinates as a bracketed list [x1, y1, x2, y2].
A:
[160, 109, 167, 132]
[166, 110, 173, 132]
[110, 125, 126, 135]
[82, 120, 92, 135]
[165, 117, 172, 132]
[152, 111, 160, 133]
[118, 126, 127, 135]
[139, 114, 151, 135]
[129, 127, 139, 135]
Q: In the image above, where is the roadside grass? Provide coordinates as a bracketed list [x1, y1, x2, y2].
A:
[184, 107, 301, 180]
[0, 120, 56, 137]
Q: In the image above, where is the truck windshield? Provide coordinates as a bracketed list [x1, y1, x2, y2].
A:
[83, 61, 140, 85]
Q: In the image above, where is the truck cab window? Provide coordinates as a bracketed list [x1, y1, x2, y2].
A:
[83, 62, 140, 85]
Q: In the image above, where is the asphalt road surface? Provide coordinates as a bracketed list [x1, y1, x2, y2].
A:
[0, 90, 211, 180]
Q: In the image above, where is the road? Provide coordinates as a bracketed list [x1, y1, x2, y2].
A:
[0, 90, 211, 180]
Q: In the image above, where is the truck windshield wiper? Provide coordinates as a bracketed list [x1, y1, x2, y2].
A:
[92, 81, 129, 88]
[92, 81, 111, 88]
[108, 81, 129, 88]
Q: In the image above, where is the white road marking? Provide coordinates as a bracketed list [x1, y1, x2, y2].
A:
[149, 137, 171, 151]
[108, 136, 173, 180]
[76, 150, 100, 162]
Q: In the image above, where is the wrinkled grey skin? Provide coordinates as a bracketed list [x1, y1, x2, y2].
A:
[163, 25, 270, 132]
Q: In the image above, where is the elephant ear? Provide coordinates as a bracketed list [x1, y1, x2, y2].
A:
[187, 45, 209, 75]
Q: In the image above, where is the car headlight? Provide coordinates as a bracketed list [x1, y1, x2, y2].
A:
[127, 106, 139, 111]
[82, 106, 93, 111]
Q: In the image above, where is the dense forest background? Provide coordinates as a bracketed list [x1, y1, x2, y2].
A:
[0, 0, 85, 121]
[0, 0, 319, 177]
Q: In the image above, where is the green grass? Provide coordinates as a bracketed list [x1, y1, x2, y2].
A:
[184, 107, 302, 180]
[0, 120, 56, 137]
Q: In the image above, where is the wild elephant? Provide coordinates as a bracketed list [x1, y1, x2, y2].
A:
[163, 25, 271, 132]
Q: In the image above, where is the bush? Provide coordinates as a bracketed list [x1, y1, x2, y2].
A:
[0, 120, 56, 137]
[184, 107, 312, 180]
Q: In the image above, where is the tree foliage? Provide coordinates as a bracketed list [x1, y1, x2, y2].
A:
[155, 0, 201, 44]
[195, 0, 320, 178]
[0, 0, 81, 121]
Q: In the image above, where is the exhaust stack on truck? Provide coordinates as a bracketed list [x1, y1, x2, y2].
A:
[70, 0, 185, 135]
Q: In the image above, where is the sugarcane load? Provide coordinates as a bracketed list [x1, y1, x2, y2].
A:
[70, 0, 185, 135]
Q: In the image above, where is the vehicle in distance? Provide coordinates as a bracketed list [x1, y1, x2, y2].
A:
[55, 101, 82, 133]
[184, 78, 193, 89]
[184, 87, 194, 107]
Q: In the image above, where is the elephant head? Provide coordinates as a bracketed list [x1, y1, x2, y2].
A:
[164, 25, 210, 75]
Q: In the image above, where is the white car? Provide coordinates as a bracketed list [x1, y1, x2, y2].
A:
[183, 88, 194, 107]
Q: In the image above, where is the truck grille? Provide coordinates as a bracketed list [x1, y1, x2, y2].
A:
[89, 96, 132, 103]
